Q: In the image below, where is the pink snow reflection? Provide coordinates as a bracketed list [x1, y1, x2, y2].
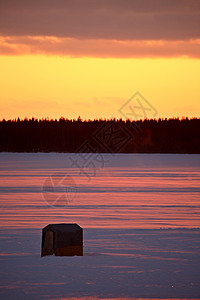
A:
[0, 155, 200, 230]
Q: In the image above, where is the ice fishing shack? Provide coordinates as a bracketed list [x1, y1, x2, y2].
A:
[41, 223, 83, 256]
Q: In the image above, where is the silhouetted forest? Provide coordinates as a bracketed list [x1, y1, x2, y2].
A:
[0, 117, 200, 153]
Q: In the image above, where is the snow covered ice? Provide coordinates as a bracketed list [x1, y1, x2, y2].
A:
[0, 153, 200, 299]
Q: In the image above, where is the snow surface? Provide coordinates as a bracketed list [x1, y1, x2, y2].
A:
[0, 153, 200, 299]
[0, 228, 200, 299]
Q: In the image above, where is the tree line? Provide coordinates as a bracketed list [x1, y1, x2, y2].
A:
[0, 117, 199, 153]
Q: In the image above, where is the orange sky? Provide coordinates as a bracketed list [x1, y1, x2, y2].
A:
[0, 0, 200, 120]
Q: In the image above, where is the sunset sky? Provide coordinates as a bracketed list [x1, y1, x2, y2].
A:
[0, 0, 200, 120]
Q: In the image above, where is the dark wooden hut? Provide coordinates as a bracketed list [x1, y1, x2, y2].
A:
[41, 223, 83, 256]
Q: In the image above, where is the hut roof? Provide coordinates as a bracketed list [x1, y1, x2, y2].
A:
[43, 223, 82, 233]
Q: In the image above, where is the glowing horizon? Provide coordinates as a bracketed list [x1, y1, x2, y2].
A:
[0, 55, 199, 121]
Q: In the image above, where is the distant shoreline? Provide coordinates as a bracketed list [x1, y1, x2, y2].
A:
[1, 118, 200, 153]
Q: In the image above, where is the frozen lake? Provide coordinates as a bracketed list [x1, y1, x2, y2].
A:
[0, 153, 200, 299]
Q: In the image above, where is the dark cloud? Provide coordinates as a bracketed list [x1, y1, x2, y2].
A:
[0, 0, 200, 40]
[1, 0, 200, 14]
